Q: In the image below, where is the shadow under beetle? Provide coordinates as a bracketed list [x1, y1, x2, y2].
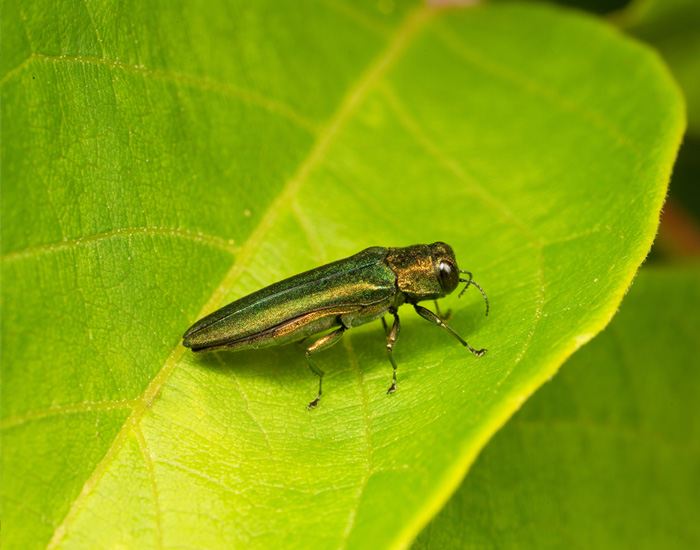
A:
[182, 242, 489, 409]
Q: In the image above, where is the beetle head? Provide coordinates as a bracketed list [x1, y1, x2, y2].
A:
[386, 242, 459, 302]
[386, 242, 489, 315]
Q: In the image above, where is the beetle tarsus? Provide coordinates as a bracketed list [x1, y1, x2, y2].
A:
[307, 397, 320, 409]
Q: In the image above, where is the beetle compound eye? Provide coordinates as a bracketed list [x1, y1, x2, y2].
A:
[439, 260, 459, 294]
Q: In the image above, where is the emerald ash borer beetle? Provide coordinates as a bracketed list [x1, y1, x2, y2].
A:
[183, 242, 489, 409]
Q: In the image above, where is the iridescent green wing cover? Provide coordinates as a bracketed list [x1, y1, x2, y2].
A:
[183, 247, 395, 349]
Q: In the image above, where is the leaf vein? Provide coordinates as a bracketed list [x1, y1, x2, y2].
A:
[0, 53, 319, 133]
[313, 0, 392, 37]
[134, 426, 165, 550]
[215, 354, 273, 453]
[1, 226, 240, 262]
[80, 0, 106, 59]
[340, 336, 374, 548]
[1, 399, 136, 430]
[433, 22, 642, 156]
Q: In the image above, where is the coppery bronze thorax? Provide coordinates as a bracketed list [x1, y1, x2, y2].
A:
[386, 244, 445, 302]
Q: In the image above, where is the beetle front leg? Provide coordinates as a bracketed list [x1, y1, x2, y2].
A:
[414, 305, 486, 357]
[385, 309, 401, 394]
[305, 327, 346, 409]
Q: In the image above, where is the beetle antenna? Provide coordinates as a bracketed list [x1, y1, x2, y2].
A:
[458, 272, 489, 316]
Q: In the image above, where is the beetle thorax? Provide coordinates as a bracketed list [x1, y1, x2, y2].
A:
[386, 245, 443, 303]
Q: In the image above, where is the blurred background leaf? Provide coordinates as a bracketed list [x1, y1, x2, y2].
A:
[619, 0, 700, 133]
[618, 0, 700, 254]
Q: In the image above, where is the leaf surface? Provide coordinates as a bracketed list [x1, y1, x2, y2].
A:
[1, 2, 684, 549]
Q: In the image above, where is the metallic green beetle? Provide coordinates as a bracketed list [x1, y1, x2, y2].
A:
[183, 242, 489, 409]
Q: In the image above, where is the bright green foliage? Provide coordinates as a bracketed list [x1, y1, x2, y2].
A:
[413, 266, 700, 549]
[620, 0, 700, 133]
[1, 2, 684, 549]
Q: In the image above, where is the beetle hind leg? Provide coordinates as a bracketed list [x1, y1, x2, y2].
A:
[305, 327, 346, 409]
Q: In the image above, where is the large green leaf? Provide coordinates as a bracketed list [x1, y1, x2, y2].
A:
[412, 265, 700, 549]
[1, 2, 683, 549]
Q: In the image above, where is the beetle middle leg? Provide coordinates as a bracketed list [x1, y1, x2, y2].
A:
[385, 309, 401, 394]
[414, 304, 486, 357]
[305, 327, 346, 409]
[434, 300, 452, 321]
[381, 316, 390, 337]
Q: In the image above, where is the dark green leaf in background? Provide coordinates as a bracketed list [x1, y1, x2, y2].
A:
[620, 0, 700, 133]
[413, 266, 700, 549]
[0, 1, 684, 549]
[615, 0, 700, 232]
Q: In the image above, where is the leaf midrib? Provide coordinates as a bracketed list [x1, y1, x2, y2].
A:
[45, 6, 434, 547]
